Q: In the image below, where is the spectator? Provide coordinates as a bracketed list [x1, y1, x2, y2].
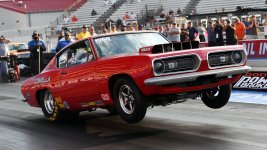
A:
[124, 12, 130, 20]
[187, 22, 198, 41]
[129, 23, 135, 31]
[243, 17, 250, 36]
[180, 23, 189, 42]
[58, 30, 64, 41]
[116, 18, 122, 29]
[197, 23, 207, 42]
[159, 26, 164, 34]
[111, 25, 118, 33]
[105, 18, 114, 31]
[90, 26, 97, 36]
[91, 9, 97, 16]
[63, 16, 69, 23]
[214, 20, 224, 46]
[169, 22, 181, 42]
[130, 12, 136, 19]
[224, 20, 237, 45]
[0, 35, 9, 82]
[56, 31, 75, 53]
[154, 26, 159, 32]
[177, 7, 181, 15]
[102, 28, 108, 34]
[263, 14, 267, 39]
[235, 18, 246, 40]
[76, 25, 90, 40]
[249, 15, 259, 39]
[121, 24, 127, 32]
[162, 24, 170, 39]
[28, 31, 46, 75]
[138, 24, 145, 31]
[71, 15, 78, 22]
[170, 11, 176, 24]
[160, 13, 165, 18]
[207, 21, 216, 47]
[165, 13, 171, 24]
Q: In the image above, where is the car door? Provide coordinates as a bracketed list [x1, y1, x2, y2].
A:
[57, 40, 99, 106]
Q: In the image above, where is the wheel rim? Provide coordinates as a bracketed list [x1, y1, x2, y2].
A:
[205, 87, 220, 99]
[119, 85, 135, 115]
[43, 91, 55, 115]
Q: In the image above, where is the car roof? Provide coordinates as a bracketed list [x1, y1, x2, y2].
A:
[90, 30, 158, 39]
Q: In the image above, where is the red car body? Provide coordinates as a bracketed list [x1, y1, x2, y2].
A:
[21, 31, 250, 123]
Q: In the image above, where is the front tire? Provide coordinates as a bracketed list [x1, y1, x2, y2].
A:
[40, 90, 79, 122]
[113, 78, 147, 123]
[201, 84, 231, 109]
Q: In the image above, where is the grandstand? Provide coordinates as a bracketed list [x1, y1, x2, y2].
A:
[110, 0, 161, 21]
[161, 0, 190, 15]
[61, 0, 118, 29]
[196, 0, 267, 14]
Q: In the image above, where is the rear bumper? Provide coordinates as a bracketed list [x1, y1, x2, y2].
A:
[144, 66, 251, 86]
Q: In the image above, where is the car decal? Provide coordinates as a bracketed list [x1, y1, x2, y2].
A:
[34, 76, 50, 84]
[55, 97, 65, 109]
[80, 100, 105, 107]
[101, 94, 110, 101]
[94, 37, 111, 44]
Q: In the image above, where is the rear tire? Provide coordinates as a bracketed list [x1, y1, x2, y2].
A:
[113, 78, 147, 123]
[40, 90, 79, 122]
[201, 84, 231, 109]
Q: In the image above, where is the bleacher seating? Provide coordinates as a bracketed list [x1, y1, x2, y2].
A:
[62, 0, 115, 29]
[196, 0, 266, 14]
[110, 0, 161, 21]
[161, 0, 190, 15]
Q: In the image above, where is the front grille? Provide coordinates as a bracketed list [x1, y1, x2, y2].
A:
[153, 54, 200, 76]
[163, 57, 195, 73]
[208, 50, 244, 68]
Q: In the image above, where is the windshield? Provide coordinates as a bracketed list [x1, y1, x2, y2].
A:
[8, 44, 28, 51]
[93, 32, 170, 58]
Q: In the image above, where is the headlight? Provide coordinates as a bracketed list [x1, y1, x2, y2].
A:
[231, 51, 243, 64]
[154, 60, 165, 74]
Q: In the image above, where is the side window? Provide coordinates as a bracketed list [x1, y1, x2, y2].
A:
[58, 50, 68, 68]
[57, 40, 95, 68]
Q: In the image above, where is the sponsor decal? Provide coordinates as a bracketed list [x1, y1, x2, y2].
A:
[101, 94, 110, 101]
[95, 37, 111, 43]
[200, 40, 267, 59]
[234, 72, 267, 89]
[34, 76, 50, 84]
[239, 40, 267, 59]
[80, 100, 105, 107]
[55, 97, 65, 109]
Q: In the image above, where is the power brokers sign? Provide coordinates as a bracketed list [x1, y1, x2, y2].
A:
[234, 72, 267, 89]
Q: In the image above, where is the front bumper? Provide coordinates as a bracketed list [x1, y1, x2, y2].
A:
[144, 66, 251, 85]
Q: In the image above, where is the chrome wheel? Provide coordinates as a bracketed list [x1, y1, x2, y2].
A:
[43, 91, 54, 114]
[119, 85, 135, 115]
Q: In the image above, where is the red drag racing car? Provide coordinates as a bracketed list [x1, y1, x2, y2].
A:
[21, 31, 251, 123]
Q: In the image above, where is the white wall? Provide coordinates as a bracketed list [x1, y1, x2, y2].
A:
[30, 12, 62, 27]
[0, 8, 28, 31]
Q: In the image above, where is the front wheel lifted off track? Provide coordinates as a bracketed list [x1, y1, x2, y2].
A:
[113, 78, 147, 123]
[201, 84, 232, 109]
[40, 90, 79, 122]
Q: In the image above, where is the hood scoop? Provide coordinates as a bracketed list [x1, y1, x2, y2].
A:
[139, 41, 199, 54]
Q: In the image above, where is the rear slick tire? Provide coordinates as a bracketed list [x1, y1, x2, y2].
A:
[40, 90, 79, 122]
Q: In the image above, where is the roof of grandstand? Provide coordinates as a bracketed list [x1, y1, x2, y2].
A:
[0, 0, 86, 13]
